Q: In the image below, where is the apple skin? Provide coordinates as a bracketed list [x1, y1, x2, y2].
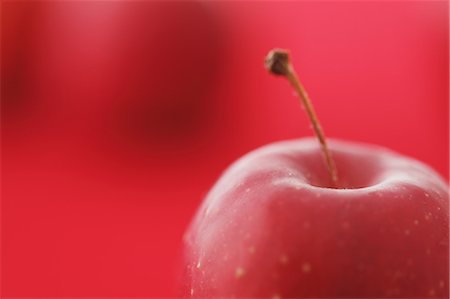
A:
[182, 138, 449, 298]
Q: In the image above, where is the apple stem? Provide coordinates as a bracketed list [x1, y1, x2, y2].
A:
[265, 49, 338, 188]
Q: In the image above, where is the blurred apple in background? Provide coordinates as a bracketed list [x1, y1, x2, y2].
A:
[3, 1, 226, 152]
[2, 2, 40, 127]
[1, 1, 448, 297]
[2, 1, 231, 297]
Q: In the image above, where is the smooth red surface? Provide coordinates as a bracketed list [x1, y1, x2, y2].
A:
[1, 1, 448, 297]
[184, 138, 449, 298]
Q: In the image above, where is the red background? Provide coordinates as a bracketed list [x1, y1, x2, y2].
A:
[2, 1, 448, 297]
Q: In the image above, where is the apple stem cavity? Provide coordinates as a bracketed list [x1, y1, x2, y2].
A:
[265, 49, 338, 188]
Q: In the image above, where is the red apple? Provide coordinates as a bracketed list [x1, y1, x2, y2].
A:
[2, 1, 224, 150]
[183, 137, 448, 298]
[182, 50, 449, 298]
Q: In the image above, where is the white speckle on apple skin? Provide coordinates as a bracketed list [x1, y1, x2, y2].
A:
[414, 219, 419, 225]
[404, 229, 411, 236]
[302, 262, 312, 273]
[235, 267, 245, 279]
[279, 254, 289, 265]
[248, 246, 255, 254]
